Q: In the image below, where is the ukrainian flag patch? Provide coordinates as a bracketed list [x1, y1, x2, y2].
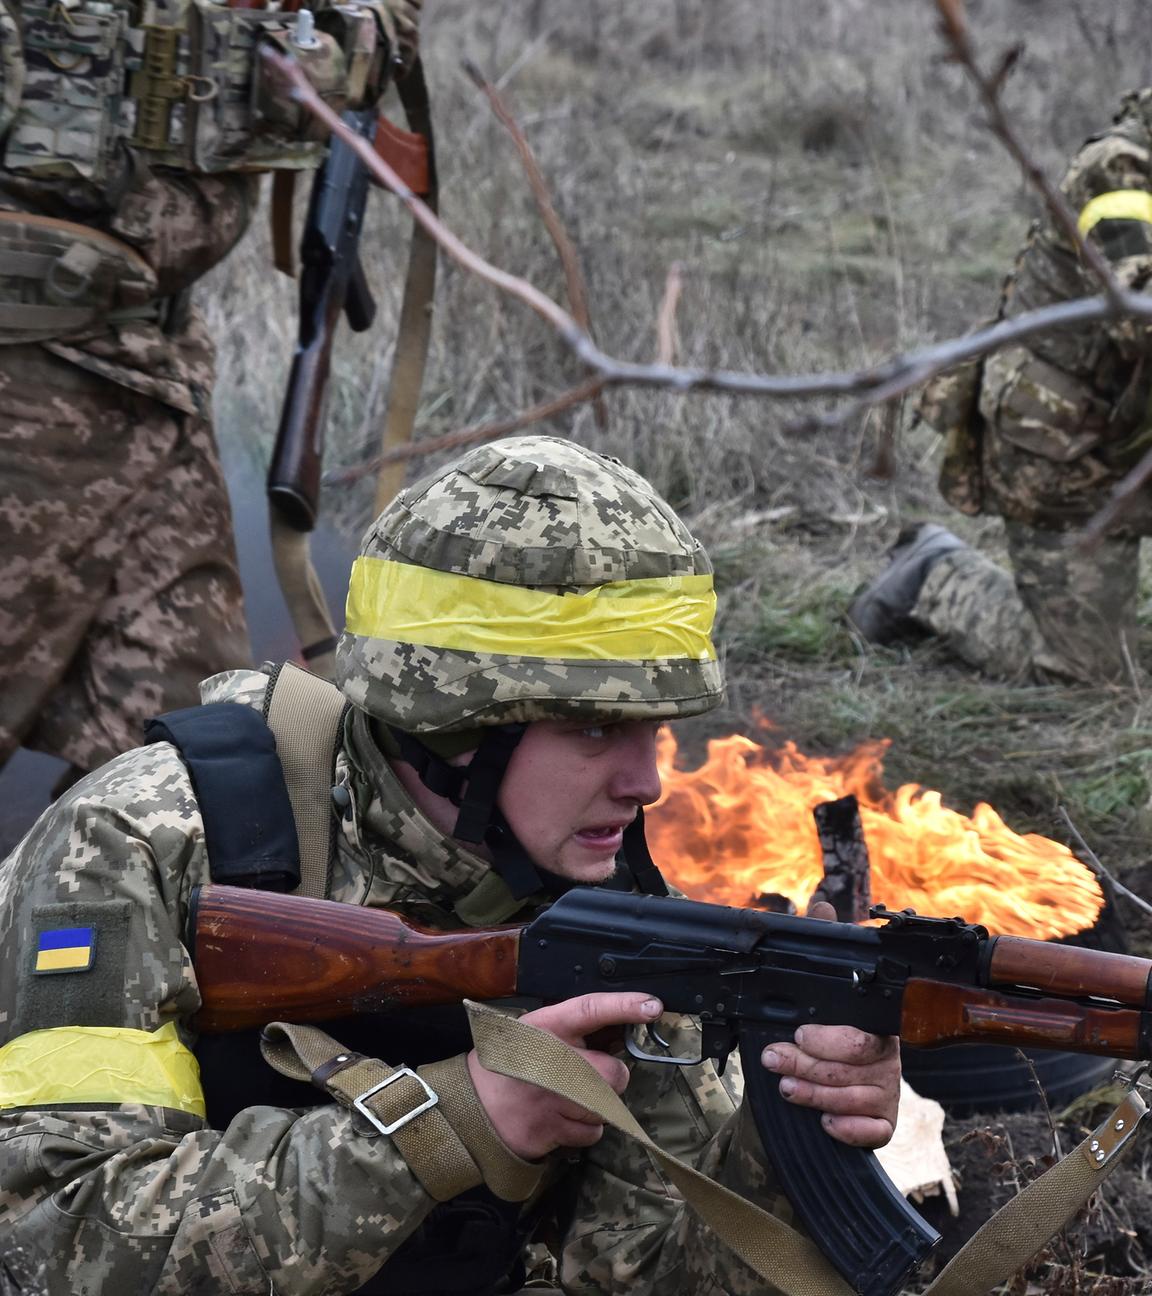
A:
[34, 926, 96, 974]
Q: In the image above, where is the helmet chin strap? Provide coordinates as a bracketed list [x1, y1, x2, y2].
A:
[390, 723, 547, 899]
[619, 809, 669, 896]
[389, 724, 668, 901]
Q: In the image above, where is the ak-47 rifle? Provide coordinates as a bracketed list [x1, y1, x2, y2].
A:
[267, 104, 378, 535]
[189, 883, 1152, 1296]
[266, 41, 437, 677]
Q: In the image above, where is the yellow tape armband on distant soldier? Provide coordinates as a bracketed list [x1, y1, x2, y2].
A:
[345, 557, 718, 663]
[1077, 190, 1152, 238]
[0, 1022, 206, 1117]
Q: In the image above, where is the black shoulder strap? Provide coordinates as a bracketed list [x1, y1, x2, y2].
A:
[144, 703, 301, 892]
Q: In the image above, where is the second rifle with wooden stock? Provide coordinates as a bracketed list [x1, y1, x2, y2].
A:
[190, 883, 1152, 1296]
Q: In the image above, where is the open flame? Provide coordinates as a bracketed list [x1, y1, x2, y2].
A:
[648, 729, 1103, 939]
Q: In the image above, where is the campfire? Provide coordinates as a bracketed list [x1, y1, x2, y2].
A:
[647, 729, 1103, 940]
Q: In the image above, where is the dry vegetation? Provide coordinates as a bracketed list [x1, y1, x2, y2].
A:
[201, 2, 1152, 1288]
[207, 0, 1152, 919]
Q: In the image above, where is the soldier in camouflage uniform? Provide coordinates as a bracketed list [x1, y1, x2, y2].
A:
[0, 0, 420, 788]
[0, 436, 900, 1295]
[851, 90, 1152, 683]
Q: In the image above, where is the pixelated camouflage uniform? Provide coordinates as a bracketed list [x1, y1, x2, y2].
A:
[0, 0, 419, 774]
[0, 439, 793, 1295]
[0, 0, 257, 773]
[916, 90, 1152, 683]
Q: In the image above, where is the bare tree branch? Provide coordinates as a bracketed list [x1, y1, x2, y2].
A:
[261, 44, 1152, 472]
[1056, 805, 1152, 919]
[462, 57, 608, 431]
[655, 262, 683, 365]
[1079, 441, 1152, 548]
[935, 0, 1125, 308]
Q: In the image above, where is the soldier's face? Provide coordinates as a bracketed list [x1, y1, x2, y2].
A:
[498, 719, 664, 883]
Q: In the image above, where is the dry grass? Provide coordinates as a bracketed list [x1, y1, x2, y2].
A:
[204, 0, 1152, 911]
[203, 0, 1152, 875]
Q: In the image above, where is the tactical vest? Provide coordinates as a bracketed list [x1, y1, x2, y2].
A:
[0, 0, 378, 188]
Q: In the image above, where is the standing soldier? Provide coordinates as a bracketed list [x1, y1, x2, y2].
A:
[0, 0, 420, 794]
[850, 89, 1152, 684]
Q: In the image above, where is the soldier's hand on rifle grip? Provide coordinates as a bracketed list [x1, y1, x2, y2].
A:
[758, 897, 902, 1150]
[467, 991, 663, 1161]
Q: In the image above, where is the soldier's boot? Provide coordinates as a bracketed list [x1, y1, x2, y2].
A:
[848, 523, 969, 643]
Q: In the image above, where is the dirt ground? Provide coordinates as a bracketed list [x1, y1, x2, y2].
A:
[914, 1091, 1152, 1293]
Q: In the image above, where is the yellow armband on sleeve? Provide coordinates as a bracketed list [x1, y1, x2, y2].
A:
[0, 1022, 205, 1117]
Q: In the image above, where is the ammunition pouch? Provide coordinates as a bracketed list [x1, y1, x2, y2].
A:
[3, 0, 394, 185]
[980, 346, 1112, 463]
[0, 209, 158, 343]
[253, 28, 350, 143]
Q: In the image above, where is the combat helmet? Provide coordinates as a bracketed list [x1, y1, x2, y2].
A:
[335, 435, 722, 897]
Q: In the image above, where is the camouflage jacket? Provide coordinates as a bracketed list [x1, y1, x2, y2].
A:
[0, 668, 788, 1296]
[925, 90, 1152, 527]
[1001, 90, 1152, 377]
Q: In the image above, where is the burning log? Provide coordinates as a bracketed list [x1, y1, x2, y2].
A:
[647, 729, 1104, 939]
[812, 794, 872, 923]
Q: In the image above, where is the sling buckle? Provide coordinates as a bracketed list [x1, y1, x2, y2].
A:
[354, 1067, 438, 1136]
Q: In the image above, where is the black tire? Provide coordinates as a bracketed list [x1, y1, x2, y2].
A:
[900, 1042, 1116, 1117]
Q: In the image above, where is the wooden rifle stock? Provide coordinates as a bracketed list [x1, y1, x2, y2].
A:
[191, 885, 520, 1032]
[901, 936, 1152, 1057]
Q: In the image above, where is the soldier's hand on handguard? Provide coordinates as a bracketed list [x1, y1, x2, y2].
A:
[761, 898, 901, 1150]
[467, 991, 662, 1161]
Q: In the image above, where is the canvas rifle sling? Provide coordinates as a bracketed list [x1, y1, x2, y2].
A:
[463, 1002, 1152, 1296]
[263, 660, 349, 899]
[372, 54, 438, 516]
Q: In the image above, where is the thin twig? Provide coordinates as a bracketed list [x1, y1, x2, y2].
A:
[1056, 805, 1152, 918]
[1014, 1049, 1063, 1160]
[260, 50, 1152, 413]
[1080, 440, 1152, 549]
[462, 58, 608, 432]
[655, 262, 683, 365]
[935, 0, 1126, 309]
[327, 374, 607, 483]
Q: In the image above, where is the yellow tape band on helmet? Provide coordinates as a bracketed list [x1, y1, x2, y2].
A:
[346, 558, 718, 662]
[0, 1021, 205, 1117]
[1077, 189, 1152, 238]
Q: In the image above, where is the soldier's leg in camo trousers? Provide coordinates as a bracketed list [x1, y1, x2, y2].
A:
[0, 344, 249, 773]
[1005, 519, 1139, 683]
[911, 520, 1139, 683]
[911, 543, 1044, 680]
